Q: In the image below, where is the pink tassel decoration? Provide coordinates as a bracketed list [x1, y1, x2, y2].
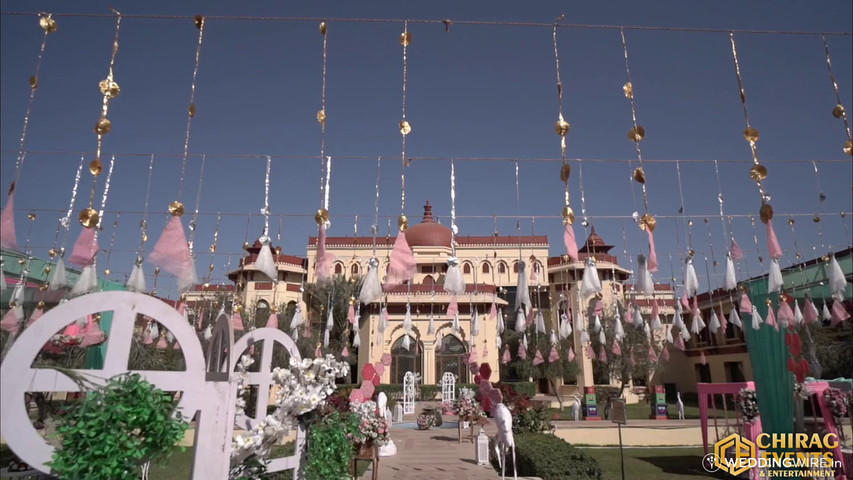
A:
[315, 224, 334, 283]
[0, 186, 17, 250]
[231, 311, 244, 331]
[777, 301, 794, 328]
[831, 299, 850, 326]
[68, 227, 99, 266]
[674, 335, 685, 351]
[315, 345, 323, 358]
[764, 306, 779, 331]
[765, 220, 783, 260]
[681, 292, 690, 310]
[447, 295, 459, 317]
[173, 341, 181, 350]
[533, 349, 544, 365]
[612, 339, 622, 356]
[564, 223, 579, 262]
[648, 345, 658, 363]
[699, 351, 707, 365]
[594, 300, 604, 316]
[156, 335, 168, 349]
[1, 307, 21, 332]
[567, 346, 575, 362]
[518, 342, 527, 360]
[598, 346, 607, 362]
[548, 346, 559, 362]
[740, 293, 753, 314]
[27, 305, 44, 327]
[502, 346, 511, 365]
[342, 345, 350, 357]
[803, 298, 818, 325]
[143, 329, 153, 344]
[386, 231, 416, 285]
[585, 344, 595, 360]
[730, 239, 744, 261]
[79, 316, 105, 348]
[629, 350, 636, 367]
[347, 304, 356, 324]
[265, 312, 279, 329]
[482, 344, 488, 359]
[646, 229, 658, 272]
[662, 346, 670, 361]
[148, 216, 198, 291]
[719, 308, 728, 333]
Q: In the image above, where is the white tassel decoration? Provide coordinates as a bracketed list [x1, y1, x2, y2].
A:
[49, 257, 69, 290]
[690, 310, 702, 335]
[666, 326, 674, 343]
[751, 305, 763, 330]
[580, 257, 602, 297]
[471, 309, 480, 337]
[515, 261, 531, 313]
[580, 330, 589, 344]
[535, 311, 546, 334]
[403, 303, 413, 332]
[793, 300, 803, 327]
[684, 257, 699, 297]
[203, 324, 212, 340]
[598, 329, 606, 344]
[150, 323, 160, 339]
[768, 259, 783, 294]
[673, 301, 685, 330]
[402, 334, 411, 351]
[514, 308, 525, 332]
[636, 254, 654, 295]
[126, 263, 147, 292]
[723, 254, 737, 290]
[708, 309, 721, 334]
[427, 314, 436, 335]
[614, 317, 625, 341]
[497, 307, 505, 333]
[828, 255, 848, 297]
[292, 328, 299, 341]
[643, 322, 651, 339]
[326, 310, 334, 330]
[632, 307, 643, 329]
[651, 311, 662, 330]
[359, 258, 383, 304]
[290, 305, 304, 329]
[522, 333, 528, 351]
[379, 307, 389, 333]
[255, 243, 278, 281]
[696, 310, 706, 330]
[452, 313, 460, 334]
[550, 329, 558, 344]
[495, 335, 502, 350]
[559, 312, 571, 339]
[323, 327, 330, 347]
[730, 308, 742, 328]
[681, 323, 691, 341]
[436, 334, 443, 351]
[353, 329, 361, 348]
[593, 315, 602, 333]
[822, 302, 832, 322]
[443, 258, 466, 295]
[70, 265, 97, 297]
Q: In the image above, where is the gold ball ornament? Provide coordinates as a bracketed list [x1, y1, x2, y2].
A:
[743, 127, 760, 143]
[844, 140, 853, 156]
[562, 205, 575, 225]
[30, 76, 38, 90]
[104, 269, 111, 276]
[168, 201, 185, 216]
[632, 167, 646, 184]
[559, 163, 571, 183]
[622, 82, 634, 99]
[48, 248, 57, 258]
[95, 118, 112, 135]
[27, 212, 37, 220]
[317, 109, 326, 125]
[314, 208, 329, 225]
[759, 203, 774, 224]
[399, 32, 412, 46]
[398, 215, 409, 231]
[749, 164, 768, 182]
[194, 15, 205, 29]
[832, 104, 846, 119]
[39, 14, 57, 33]
[319, 22, 327, 35]
[399, 120, 412, 136]
[554, 119, 570, 137]
[44, 265, 51, 274]
[78, 208, 99, 228]
[639, 214, 657, 232]
[89, 158, 103, 176]
[628, 126, 645, 142]
[99, 79, 120, 98]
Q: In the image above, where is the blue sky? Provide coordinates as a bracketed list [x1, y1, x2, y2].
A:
[1, 1, 851, 298]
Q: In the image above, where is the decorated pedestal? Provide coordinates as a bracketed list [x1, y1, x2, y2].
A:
[584, 386, 600, 421]
[653, 385, 668, 420]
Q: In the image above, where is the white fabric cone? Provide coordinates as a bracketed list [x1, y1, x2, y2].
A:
[690, 310, 702, 335]
[793, 300, 803, 327]
[353, 328, 361, 347]
[323, 328, 330, 347]
[497, 308, 505, 334]
[708, 310, 721, 334]
[643, 322, 651, 339]
[723, 255, 737, 290]
[535, 311, 546, 334]
[403, 304, 413, 332]
[681, 323, 691, 341]
[614, 317, 625, 341]
[444, 261, 466, 295]
[822, 303, 832, 322]
[598, 329, 606, 344]
[326, 310, 334, 330]
[636, 254, 654, 295]
[150, 323, 160, 339]
[495, 335, 502, 350]
[515, 261, 531, 313]
[575, 308, 584, 332]
[651, 312, 662, 330]
[203, 324, 212, 340]
[70, 265, 97, 297]
[49, 257, 69, 290]
[514, 308, 525, 332]
[580, 258, 602, 297]
[290, 305, 304, 329]
[768, 259, 783, 294]
[522, 333, 528, 351]
[559, 312, 571, 339]
[427, 314, 436, 335]
[166, 331, 175, 343]
[666, 326, 674, 343]
[379, 307, 388, 334]
[684, 258, 699, 297]
[828, 255, 847, 297]
[11, 283, 24, 306]
[550, 329, 557, 344]
[472, 309, 480, 337]
[632, 308, 643, 328]
[452, 313, 460, 334]
[593, 315, 602, 333]
[126, 263, 147, 292]
[359, 260, 383, 304]
[255, 244, 278, 281]
[292, 328, 299, 341]
[580, 330, 589, 344]
[673, 302, 684, 329]
[696, 310, 706, 330]
[750, 306, 763, 330]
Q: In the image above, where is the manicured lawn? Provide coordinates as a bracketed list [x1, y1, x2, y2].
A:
[546, 400, 703, 420]
[580, 447, 729, 479]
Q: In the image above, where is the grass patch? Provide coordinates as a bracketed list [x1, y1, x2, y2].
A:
[546, 400, 703, 420]
[579, 447, 728, 479]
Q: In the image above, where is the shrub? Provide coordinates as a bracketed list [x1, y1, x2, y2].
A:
[503, 381, 537, 398]
[305, 411, 359, 480]
[491, 433, 602, 480]
[420, 384, 439, 401]
[513, 406, 554, 434]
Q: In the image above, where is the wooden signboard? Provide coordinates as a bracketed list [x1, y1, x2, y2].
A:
[611, 399, 627, 425]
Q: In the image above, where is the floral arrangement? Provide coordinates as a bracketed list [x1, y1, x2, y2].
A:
[231, 354, 350, 463]
[793, 382, 813, 401]
[349, 400, 389, 446]
[736, 388, 760, 423]
[417, 413, 436, 430]
[455, 387, 484, 419]
[822, 387, 849, 422]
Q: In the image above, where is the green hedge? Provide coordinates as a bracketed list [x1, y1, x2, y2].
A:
[420, 384, 439, 401]
[502, 381, 537, 398]
[491, 433, 602, 480]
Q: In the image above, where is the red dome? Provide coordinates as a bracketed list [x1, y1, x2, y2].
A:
[404, 201, 451, 248]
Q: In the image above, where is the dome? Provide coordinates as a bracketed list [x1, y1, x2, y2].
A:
[404, 201, 452, 248]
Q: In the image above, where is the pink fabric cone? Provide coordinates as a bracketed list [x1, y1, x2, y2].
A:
[646, 229, 658, 272]
[314, 345, 322, 358]
[386, 231, 416, 285]
[629, 350, 636, 367]
[766, 220, 783, 260]
[585, 344, 595, 360]
[740, 293, 753, 314]
[447, 296, 459, 317]
[594, 300, 604, 316]
[347, 304, 356, 324]
[651, 301, 660, 322]
[674, 335, 685, 351]
[730, 239, 744, 261]
[719, 308, 728, 333]
[681, 293, 690, 310]
[374, 362, 386, 376]
[803, 298, 818, 325]
[143, 330, 153, 344]
[63, 322, 82, 337]
[489, 302, 497, 320]
[564, 223, 579, 262]
[648, 345, 658, 363]
[315, 224, 334, 283]
[777, 301, 794, 327]
[381, 353, 392, 366]
[173, 340, 181, 350]
[548, 346, 559, 363]
[518, 342, 527, 359]
[598, 346, 607, 362]
[79, 316, 105, 348]
[662, 346, 670, 361]
[68, 227, 99, 266]
[156, 336, 168, 349]
[831, 299, 850, 326]
[699, 351, 707, 365]
[27, 306, 44, 326]
[0, 189, 17, 250]
[148, 216, 196, 288]
[567, 346, 575, 362]
[0, 308, 20, 332]
[265, 312, 279, 329]
[502, 346, 511, 364]
[532, 349, 544, 365]
[341, 345, 350, 357]
[764, 307, 779, 331]
[526, 308, 534, 327]
[612, 339, 622, 356]
[231, 311, 244, 331]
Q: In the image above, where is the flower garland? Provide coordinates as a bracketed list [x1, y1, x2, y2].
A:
[793, 382, 813, 401]
[822, 387, 849, 423]
[736, 388, 760, 424]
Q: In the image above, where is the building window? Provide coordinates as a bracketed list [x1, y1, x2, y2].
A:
[391, 335, 422, 384]
[513, 262, 519, 273]
[423, 275, 435, 285]
[724, 361, 746, 383]
[482, 262, 491, 274]
[351, 263, 360, 276]
[695, 363, 712, 383]
[334, 263, 343, 275]
[435, 335, 468, 383]
[498, 262, 507, 274]
[463, 263, 472, 274]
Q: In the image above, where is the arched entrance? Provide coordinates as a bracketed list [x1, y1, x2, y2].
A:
[435, 335, 468, 383]
[391, 334, 422, 384]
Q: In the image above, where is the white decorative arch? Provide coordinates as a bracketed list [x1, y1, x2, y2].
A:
[441, 372, 457, 403]
[0, 291, 236, 479]
[402, 371, 416, 414]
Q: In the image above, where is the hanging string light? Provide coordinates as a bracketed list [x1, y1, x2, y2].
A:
[314, 21, 335, 284]
[821, 37, 852, 157]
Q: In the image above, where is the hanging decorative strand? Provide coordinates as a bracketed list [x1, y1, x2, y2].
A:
[821, 37, 852, 156]
[713, 161, 741, 291]
[387, 22, 417, 286]
[313, 22, 335, 285]
[70, 155, 115, 296]
[359, 158, 383, 304]
[255, 156, 277, 281]
[620, 28, 658, 274]
[127, 154, 155, 292]
[1, 14, 57, 252]
[552, 21, 579, 262]
[444, 160, 464, 295]
[148, 15, 205, 292]
[187, 154, 207, 254]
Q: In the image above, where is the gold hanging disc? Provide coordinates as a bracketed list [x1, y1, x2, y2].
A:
[559, 163, 571, 183]
[844, 139, 853, 156]
[44, 265, 51, 274]
[39, 14, 57, 33]
[628, 125, 645, 142]
[399, 32, 412, 46]
[632, 167, 646, 184]
[639, 213, 657, 232]
[759, 203, 774, 224]
[194, 15, 204, 29]
[79, 208, 99, 228]
[317, 109, 326, 125]
[749, 164, 767, 181]
[89, 158, 103, 176]
[813, 214, 821, 223]
[832, 104, 846, 119]
[209, 244, 216, 253]
[319, 22, 327, 35]
[242, 241, 250, 249]
[48, 248, 57, 258]
[623, 82, 633, 99]
[315, 208, 329, 225]
[398, 215, 409, 231]
[168, 201, 185, 217]
[562, 206, 575, 225]
[743, 127, 760, 143]
[27, 212, 36, 220]
[188, 103, 196, 118]
[399, 120, 412, 135]
[554, 120, 570, 137]
[95, 118, 112, 135]
[29, 76, 38, 90]
[99, 79, 120, 98]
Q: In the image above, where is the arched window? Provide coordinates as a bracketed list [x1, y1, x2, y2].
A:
[351, 263, 360, 276]
[334, 263, 343, 275]
[498, 262, 507, 274]
[435, 335, 468, 383]
[391, 335, 422, 384]
[255, 300, 270, 329]
[463, 262, 472, 274]
[513, 261, 520, 273]
[423, 275, 435, 285]
[482, 262, 491, 274]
